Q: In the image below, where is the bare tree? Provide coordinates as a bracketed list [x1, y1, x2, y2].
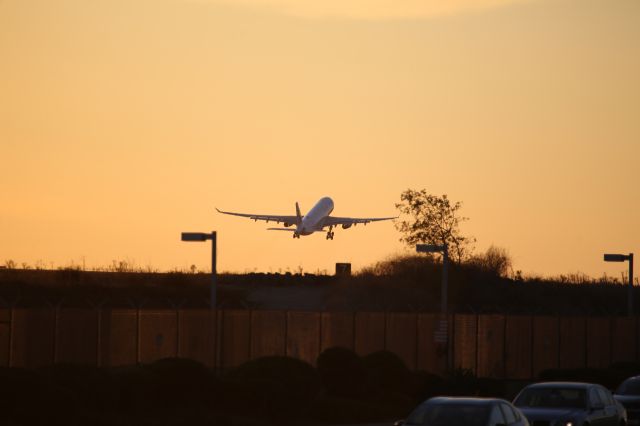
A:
[395, 189, 475, 263]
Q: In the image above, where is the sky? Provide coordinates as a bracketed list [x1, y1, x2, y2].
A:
[0, 0, 638, 277]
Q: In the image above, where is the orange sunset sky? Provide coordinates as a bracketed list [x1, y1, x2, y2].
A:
[1, 0, 638, 277]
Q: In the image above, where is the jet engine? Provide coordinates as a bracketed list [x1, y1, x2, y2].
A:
[342, 223, 352, 229]
[284, 222, 291, 227]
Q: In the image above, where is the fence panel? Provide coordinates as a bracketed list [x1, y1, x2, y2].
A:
[178, 309, 216, 368]
[287, 311, 320, 366]
[532, 316, 558, 377]
[220, 310, 251, 370]
[355, 312, 385, 357]
[0, 309, 10, 367]
[417, 313, 448, 375]
[139, 310, 178, 363]
[505, 315, 532, 380]
[56, 309, 98, 365]
[586, 317, 611, 368]
[559, 317, 586, 369]
[99, 309, 138, 366]
[453, 314, 477, 373]
[251, 310, 286, 358]
[321, 312, 354, 352]
[477, 315, 505, 378]
[6, 308, 638, 373]
[386, 313, 417, 370]
[611, 317, 636, 363]
[10, 308, 55, 368]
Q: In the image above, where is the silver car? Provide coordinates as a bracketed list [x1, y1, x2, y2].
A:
[395, 396, 530, 426]
[514, 382, 627, 426]
[614, 376, 640, 426]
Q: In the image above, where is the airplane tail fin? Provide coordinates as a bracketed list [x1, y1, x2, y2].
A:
[295, 202, 302, 225]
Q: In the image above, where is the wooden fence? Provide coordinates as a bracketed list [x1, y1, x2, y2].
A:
[0, 308, 637, 379]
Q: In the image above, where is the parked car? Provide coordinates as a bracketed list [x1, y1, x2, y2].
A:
[614, 376, 640, 426]
[513, 382, 626, 426]
[394, 396, 530, 426]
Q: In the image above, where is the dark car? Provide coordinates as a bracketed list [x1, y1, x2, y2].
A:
[513, 382, 626, 426]
[394, 397, 530, 426]
[614, 376, 640, 426]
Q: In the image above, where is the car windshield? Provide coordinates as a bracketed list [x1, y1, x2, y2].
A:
[617, 379, 640, 396]
[405, 403, 491, 426]
[515, 388, 586, 409]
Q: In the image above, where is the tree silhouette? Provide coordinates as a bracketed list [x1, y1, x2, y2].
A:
[395, 189, 475, 263]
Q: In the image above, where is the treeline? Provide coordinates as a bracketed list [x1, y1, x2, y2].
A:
[0, 255, 636, 314]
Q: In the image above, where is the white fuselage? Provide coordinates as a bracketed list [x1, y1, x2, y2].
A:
[297, 197, 334, 235]
[216, 195, 396, 240]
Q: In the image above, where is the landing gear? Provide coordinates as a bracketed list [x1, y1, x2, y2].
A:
[293, 233, 300, 239]
[326, 227, 335, 240]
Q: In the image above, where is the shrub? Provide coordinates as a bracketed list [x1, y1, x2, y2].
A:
[38, 364, 116, 414]
[317, 347, 369, 399]
[146, 358, 219, 408]
[362, 350, 412, 395]
[224, 356, 320, 422]
[309, 395, 387, 424]
[0, 367, 80, 426]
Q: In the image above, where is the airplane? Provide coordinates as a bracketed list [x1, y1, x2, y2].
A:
[216, 196, 397, 240]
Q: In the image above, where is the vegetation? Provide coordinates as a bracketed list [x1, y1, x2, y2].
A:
[395, 189, 475, 262]
[3, 348, 637, 425]
[0, 252, 638, 314]
[0, 351, 394, 425]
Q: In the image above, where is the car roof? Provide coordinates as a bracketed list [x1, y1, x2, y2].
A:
[426, 397, 506, 406]
[524, 382, 596, 389]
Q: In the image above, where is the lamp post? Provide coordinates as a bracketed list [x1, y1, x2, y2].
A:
[182, 231, 217, 310]
[416, 244, 449, 316]
[604, 253, 634, 316]
[416, 244, 449, 366]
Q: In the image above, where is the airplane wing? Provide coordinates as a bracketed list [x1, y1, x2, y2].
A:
[216, 208, 299, 225]
[322, 215, 397, 228]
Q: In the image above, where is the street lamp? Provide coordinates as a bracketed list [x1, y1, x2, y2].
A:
[416, 243, 449, 362]
[416, 244, 449, 316]
[604, 252, 634, 316]
[182, 231, 217, 310]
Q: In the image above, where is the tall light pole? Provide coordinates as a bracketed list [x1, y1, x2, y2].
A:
[604, 252, 634, 316]
[416, 243, 449, 367]
[416, 244, 449, 315]
[182, 231, 217, 310]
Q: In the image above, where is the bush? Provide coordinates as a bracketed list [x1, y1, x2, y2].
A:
[111, 364, 161, 414]
[0, 367, 81, 426]
[39, 363, 117, 415]
[224, 356, 320, 422]
[309, 395, 388, 424]
[317, 347, 369, 399]
[442, 368, 504, 396]
[363, 350, 412, 395]
[146, 358, 219, 408]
